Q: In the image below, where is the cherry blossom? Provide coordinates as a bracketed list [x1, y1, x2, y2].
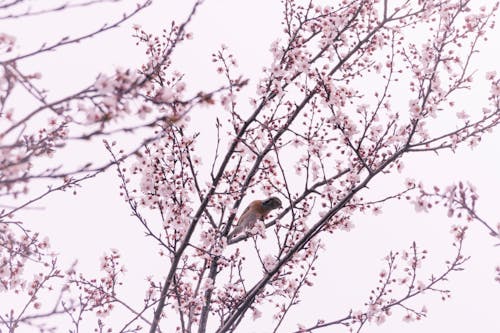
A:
[2, 0, 500, 332]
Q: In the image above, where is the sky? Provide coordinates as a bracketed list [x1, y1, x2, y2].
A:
[1, 0, 499, 332]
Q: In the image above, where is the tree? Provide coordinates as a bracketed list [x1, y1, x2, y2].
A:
[1, 0, 499, 332]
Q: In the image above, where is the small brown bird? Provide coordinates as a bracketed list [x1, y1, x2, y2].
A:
[228, 197, 282, 239]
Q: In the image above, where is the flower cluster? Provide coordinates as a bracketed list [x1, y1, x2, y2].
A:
[67, 249, 125, 318]
[2, 0, 500, 332]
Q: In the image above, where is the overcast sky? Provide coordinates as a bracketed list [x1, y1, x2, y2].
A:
[2, 0, 500, 332]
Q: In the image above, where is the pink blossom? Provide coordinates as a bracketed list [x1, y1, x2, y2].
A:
[490, 81, 500, 96]
[412, 199, 428, 213]
[263, 255, 277, 272]
[202, 278, 214, 291]
[95, 74, 114, 94]
[0, 33, 16, 52]
[156, 87, 174, 102]
[375, 313, 386, 325]
[372, 206, 382, 216]
[405, 178, 416, 188]
[468, 137, 479, 149]
[485, 71, 496, 80]
[252, 308, 262, 320]
[416, 280, 426, 291]
[402, 313, 414, 323]
[456, 110, 469, 119]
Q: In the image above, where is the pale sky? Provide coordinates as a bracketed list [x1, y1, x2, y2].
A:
[2, 0, 499, 332]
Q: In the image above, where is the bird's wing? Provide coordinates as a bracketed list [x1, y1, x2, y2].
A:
[237, 201, 257, 223]
[229, 210, 258, 239]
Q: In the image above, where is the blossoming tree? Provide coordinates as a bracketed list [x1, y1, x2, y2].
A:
[1, 0, 499, 332]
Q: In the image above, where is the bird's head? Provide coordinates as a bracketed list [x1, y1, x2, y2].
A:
[262, 196, 282, 210]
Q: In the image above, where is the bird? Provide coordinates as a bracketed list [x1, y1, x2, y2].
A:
[227, 196, 282, 239]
